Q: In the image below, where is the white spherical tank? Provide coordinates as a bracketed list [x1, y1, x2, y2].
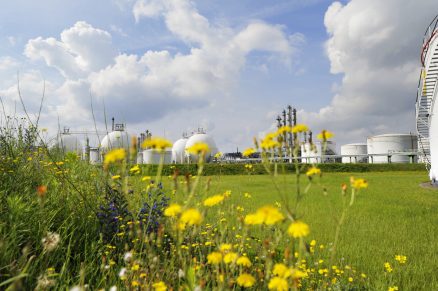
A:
[185, 133, 219, 163]
[341, 143, 367, 163]
[172, 138, 188, 163]
[100, 131, 131, 151]
[142, 149, 172, 165]
[56, 134, 81, 153]
[367, 134, 417, 163]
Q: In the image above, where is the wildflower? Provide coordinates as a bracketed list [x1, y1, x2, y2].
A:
[186, 142, 210, 155]
[152, 281, 167, 291]
[223, 252, 238, 264]
[36, 275, 55, 290]
[291, 268, 306, 279]
[142, 137, 172, 152]
[261, 138, 280, 150]
[242, 148, 256, 157]
[292, 124, 309, 133]
[237, 256, 252, 267]
[124, 252, 133, 262]
[37, 185, 47, 198]
[287, 221, 310, 238]
[203, 194, 225, 207]
[268, 276, 288, 291]
[219, 243, 232, 252]
[207, 252, 223, 264]
[118, 267, 127, 280]
[317, 130, 334, 141]
[237, 273, 256, 288]
[164, 204, 182, 217]
[129, 165, 141, 174]
[132, 281, 140, 287]
[388, 287, 399, 291]
[384, 262, 393, 273]
[214, 152, 222, 159]
[244, 192, 252, 198]
[306, 167, 321, 177]
[395, 255, 407, 264]
[131, 264, 140, 271]
[142, 176, 152, 181]
[245, 205, 284, 225]
[272, 263, 291, 278]
[351, 177, 368, 189]
[179, 208, 203, 227]
[41, 232, 60, 252]
[224, 190, 232, 197]
[103, 148, 126, 168]
[277, 125, 293, 135]
[348, 277, 353, 282]
[244, 213, 264, 225]
[111, 175, 121, 180]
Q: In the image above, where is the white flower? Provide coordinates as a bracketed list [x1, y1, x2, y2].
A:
[123, 252, 133, 262]
[178, 269, 185, 278]
[41, 232, 60, 252]
[109, 287, 117, 291]
[118, 268, 127, 278]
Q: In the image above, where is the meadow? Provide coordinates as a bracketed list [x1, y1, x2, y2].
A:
[1, 124, 437, 291]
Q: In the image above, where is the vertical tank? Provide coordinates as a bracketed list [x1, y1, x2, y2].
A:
[341, 143, 367, 163]
[367, 134, 417, 163]
[143, 149, 172, 164]
[172, 137, 188, 163]
[300, 141, 336, 164]
[89, 148, 100, 164]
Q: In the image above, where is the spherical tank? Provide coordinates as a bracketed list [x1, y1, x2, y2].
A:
[367, 134, 417, 163]
[341, 143, 367, 163]
[185, 133, 218, 163]
[100, 131, 131, 151]
[172, 138, 188, 163]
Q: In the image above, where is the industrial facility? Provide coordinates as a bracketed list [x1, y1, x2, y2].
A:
[416, 14, 438, 184]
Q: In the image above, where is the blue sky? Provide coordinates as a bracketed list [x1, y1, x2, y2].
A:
[0, 0, 436, 151]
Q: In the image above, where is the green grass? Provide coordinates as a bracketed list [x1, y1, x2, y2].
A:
[183, 171, 437, 290]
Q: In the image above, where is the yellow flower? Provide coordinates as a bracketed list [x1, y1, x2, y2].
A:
[388, 287, 399, 291]
[129, 165, 141, 174]
[142, 137, 172, 152]
[242, 147, 256, 157]
[219, 243, 232, 252]
[272, 263, 290, 278]
[277, 125, 293, 135]
[179, 208, 203, 226]
[214, 152, 222, 159]
[223, 252, 238, 264]
[351, 177, 368, 189]
[142, 176, 152, 181]
[384, 262, 393, 273]
[317, 130, 334, 140]
[287, 221, 310, 238]
[236, 273, 256, 288]
[245, 205, 285, 226]
[132, 280, 140, 287]
[292, 124, 309, 133]
[111, 175, 121, 180]
[103, 148, 126, 167]
[207, 252, 223, 264]
[186, 142, 210, 155]
[306, 167, 321, 177]
[152, 281, 167, 291]
[261, 138, 280, 150]
[164, 204, 182, 217]
[291, 268, 306, 279]
[237, 256, 252, 267]
[131, 264, 140, 271]
[395, 255, 407, 264]
[203, 194, 225, 207]
[268, 276, 288, 291]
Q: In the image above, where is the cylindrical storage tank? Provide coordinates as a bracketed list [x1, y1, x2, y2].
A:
[136, 152, 143, 164]
[367, 134, 418, 163]
[89, 148, 100, 164]
[300, 141, 336, 164]
[56, 134, 81, 153]
[185, 133, 219, 163]
[100, 131, 131, 151]
[341, 143, 367, 163]
[143, 149, 172, 164]
[172, 138, 188, 163]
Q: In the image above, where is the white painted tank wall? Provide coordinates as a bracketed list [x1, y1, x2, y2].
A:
[300, 141, 336, 164]
[172, 138, 188, 163]
[185, 133, 219, 163]
[367, 134, 417, 163]
[136, 152, 143, 164]
[341, 143, 367, 163]
[57, 134, 81, 153]
[100, 131, 131, 151]
[89, 148, 100, 164]
[142, 149, 172, 164]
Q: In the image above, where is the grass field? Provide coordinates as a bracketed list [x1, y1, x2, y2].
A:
[187, 171, 438, 290]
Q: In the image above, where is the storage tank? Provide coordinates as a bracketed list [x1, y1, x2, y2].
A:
[185, 132, 219, 163]
[136, 152, 143, 164]
[367, 134, 418, 163]
[341, 143, 367, 163]
[56, 134, 81, 153]
[100, 131, 131, 151]
[172, 137, 188, 163]
[89, 148, 100, 164]
[300, 141, 336, 164]
[430, 101, 438, 183]
[142, 149, 172, 164]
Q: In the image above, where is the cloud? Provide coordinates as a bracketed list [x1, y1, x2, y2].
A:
[301, 0, 438, 145]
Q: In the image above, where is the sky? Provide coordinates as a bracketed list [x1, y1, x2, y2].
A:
[0, 0, 437, 152]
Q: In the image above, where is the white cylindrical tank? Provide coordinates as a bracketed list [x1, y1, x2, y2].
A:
[172, 138, 188, 163]
[300, 141, 336, 164]
[137, 152, 143, 164]
[100, 131, 131, 151]
[89, 148, 100, 164]
[142, 149, 172, 164]
[367, 134, 418, 163]
[341, 143, 367, 163]
[185, 133, 219, 163]
[56, 134, 81, 153]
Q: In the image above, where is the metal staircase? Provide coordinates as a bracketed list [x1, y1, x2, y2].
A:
[416, 16, 438, 168]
